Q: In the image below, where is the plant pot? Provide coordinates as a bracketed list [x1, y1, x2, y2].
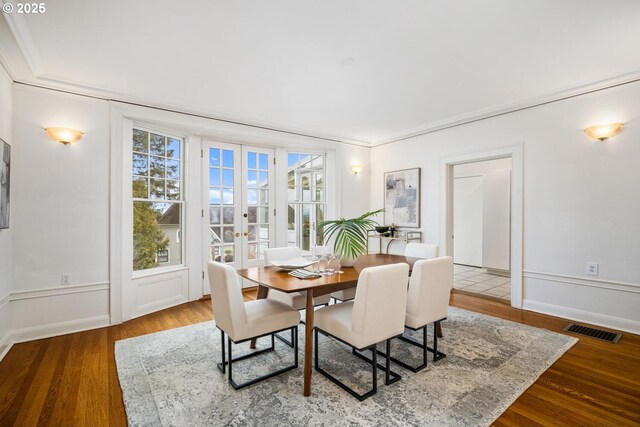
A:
[340, 255, 358, 267]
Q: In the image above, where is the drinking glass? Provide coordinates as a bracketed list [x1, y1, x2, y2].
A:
[328, 254, 342, 274]
[323, 252, 334, 275]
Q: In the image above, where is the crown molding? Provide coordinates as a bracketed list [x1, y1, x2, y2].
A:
[4, 7, 640, 149]
[1, 4, 45, 76]
[371, 69, 640, 147]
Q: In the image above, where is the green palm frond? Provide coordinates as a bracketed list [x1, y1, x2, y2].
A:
[318, 209, 384, 259]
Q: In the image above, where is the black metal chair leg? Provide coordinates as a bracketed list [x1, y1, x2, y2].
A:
[217, 326, 299, 390]
[314, 329, 383, 400]
[219, 329, 226, 374]
[385, 339, 391, 385]
[228, 336, 233, 383]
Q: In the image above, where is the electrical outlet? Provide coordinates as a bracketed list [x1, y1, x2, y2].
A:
[585, 262, 598, 276]
[61, 273, 71, 286]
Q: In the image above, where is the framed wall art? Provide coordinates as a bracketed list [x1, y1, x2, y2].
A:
[384, 167, 420, 228]
[0, 138, 10, 229]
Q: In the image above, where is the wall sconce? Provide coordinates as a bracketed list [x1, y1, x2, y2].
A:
[584, 123, 624, 141]
[45, 127, 83, 145]
[350, 164, 363, 175]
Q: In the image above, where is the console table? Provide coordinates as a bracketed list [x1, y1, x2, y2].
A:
[367, 230, 422, 254]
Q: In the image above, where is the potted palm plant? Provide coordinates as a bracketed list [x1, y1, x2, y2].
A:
[318, 209, 384, 266]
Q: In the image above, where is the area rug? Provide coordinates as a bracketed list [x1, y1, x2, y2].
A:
[115, 307, 577, 426]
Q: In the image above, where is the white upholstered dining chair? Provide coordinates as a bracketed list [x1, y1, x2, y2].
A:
[208, 261, 300, 389]
[314, 263, 409, 400]
[386, 256, 453, 372]
[404, 242, 439, 259]
[264, 247, 331, 346]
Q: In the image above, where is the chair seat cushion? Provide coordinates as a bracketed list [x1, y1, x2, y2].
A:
[232, 299, 300, 342]
[268, 289, 331, 310]
[315, 302, 377, 350]
[330, 287, 356, 301]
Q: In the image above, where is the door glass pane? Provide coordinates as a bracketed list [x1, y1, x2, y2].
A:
[223, 227, 235, 243]
[247, 152, 257, 169]
[260, 189, 269, 205]
[259, 225, 269, 240]
[248, 206, 257, 223]
[222, 246, 234, 263]
[247, 189, 258, 205]
[209, 207, 221, 224]
[248, 171, 257, 187]
[248, 243, 257, 260]
[259, 171, 268, 187]
[223, 207, 234, 224]
[209, 168, 220, 186]
[222, 189, 234, 205]
[259, 153, 268, 170]
[248, 225, 257, 241]
[222, 150, 234, 168]
[222, 169, 234, 187]
[209, 149, 220, 167]
[259, 207, 269, 223]
[209, 189, 221, 204]
[210, 226, 221, 244]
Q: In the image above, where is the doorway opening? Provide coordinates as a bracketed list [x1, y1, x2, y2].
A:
[441, 145, 523, 308]
[452, 158, 511, 303]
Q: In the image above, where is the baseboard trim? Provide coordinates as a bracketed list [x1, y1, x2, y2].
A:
[0, 314, 111, 362]
[523, 270, 640, 294]
[522, 299, 640, 335]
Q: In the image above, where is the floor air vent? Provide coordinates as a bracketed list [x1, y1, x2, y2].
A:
[563, 323, 622, 344]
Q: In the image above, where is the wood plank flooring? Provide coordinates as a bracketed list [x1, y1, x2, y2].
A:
[0, 290, 638, 426]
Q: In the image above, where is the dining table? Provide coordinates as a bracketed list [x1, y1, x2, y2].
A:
[236, 253, 419, 397]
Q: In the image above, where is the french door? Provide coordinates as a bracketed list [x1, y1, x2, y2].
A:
[203, 141, 275, 290]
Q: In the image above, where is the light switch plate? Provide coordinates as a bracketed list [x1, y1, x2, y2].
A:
[585, 262, 598, 276]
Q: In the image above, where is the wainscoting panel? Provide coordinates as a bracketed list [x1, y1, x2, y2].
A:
[523, 272, 640, 334]
[131, 269, 189, 320]
[0, 283, 111, 362]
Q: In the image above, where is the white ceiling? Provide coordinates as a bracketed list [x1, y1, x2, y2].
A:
[2, 0, 640, 145]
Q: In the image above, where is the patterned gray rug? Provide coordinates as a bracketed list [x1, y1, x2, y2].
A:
[115, 307, 577, 426]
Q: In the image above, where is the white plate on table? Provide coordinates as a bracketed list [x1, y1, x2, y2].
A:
[269, 257, 316, 271]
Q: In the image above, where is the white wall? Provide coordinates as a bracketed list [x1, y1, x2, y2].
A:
[0, 64, 13, 358]
[370, 81, 640, 333]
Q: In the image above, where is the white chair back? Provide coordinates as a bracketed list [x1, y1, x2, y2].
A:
[264, 246, 302, 264]
[352, 263, 409, 344]
[208, 261, 247, 339]
[405, 242, 439, 259]
[406, 256, 453, 328]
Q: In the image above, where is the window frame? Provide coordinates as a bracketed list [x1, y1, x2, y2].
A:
[286, 152, 327, 252]
[131, 125, 186, 276]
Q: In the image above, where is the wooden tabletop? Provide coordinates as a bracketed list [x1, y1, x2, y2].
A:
[236, 253, 418, 293]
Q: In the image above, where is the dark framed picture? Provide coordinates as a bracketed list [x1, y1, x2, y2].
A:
[384, 167, 420, 228]
[0, 138, 10, 229]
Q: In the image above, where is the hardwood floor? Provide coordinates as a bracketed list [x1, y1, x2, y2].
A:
[0, 290, 638, 426]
